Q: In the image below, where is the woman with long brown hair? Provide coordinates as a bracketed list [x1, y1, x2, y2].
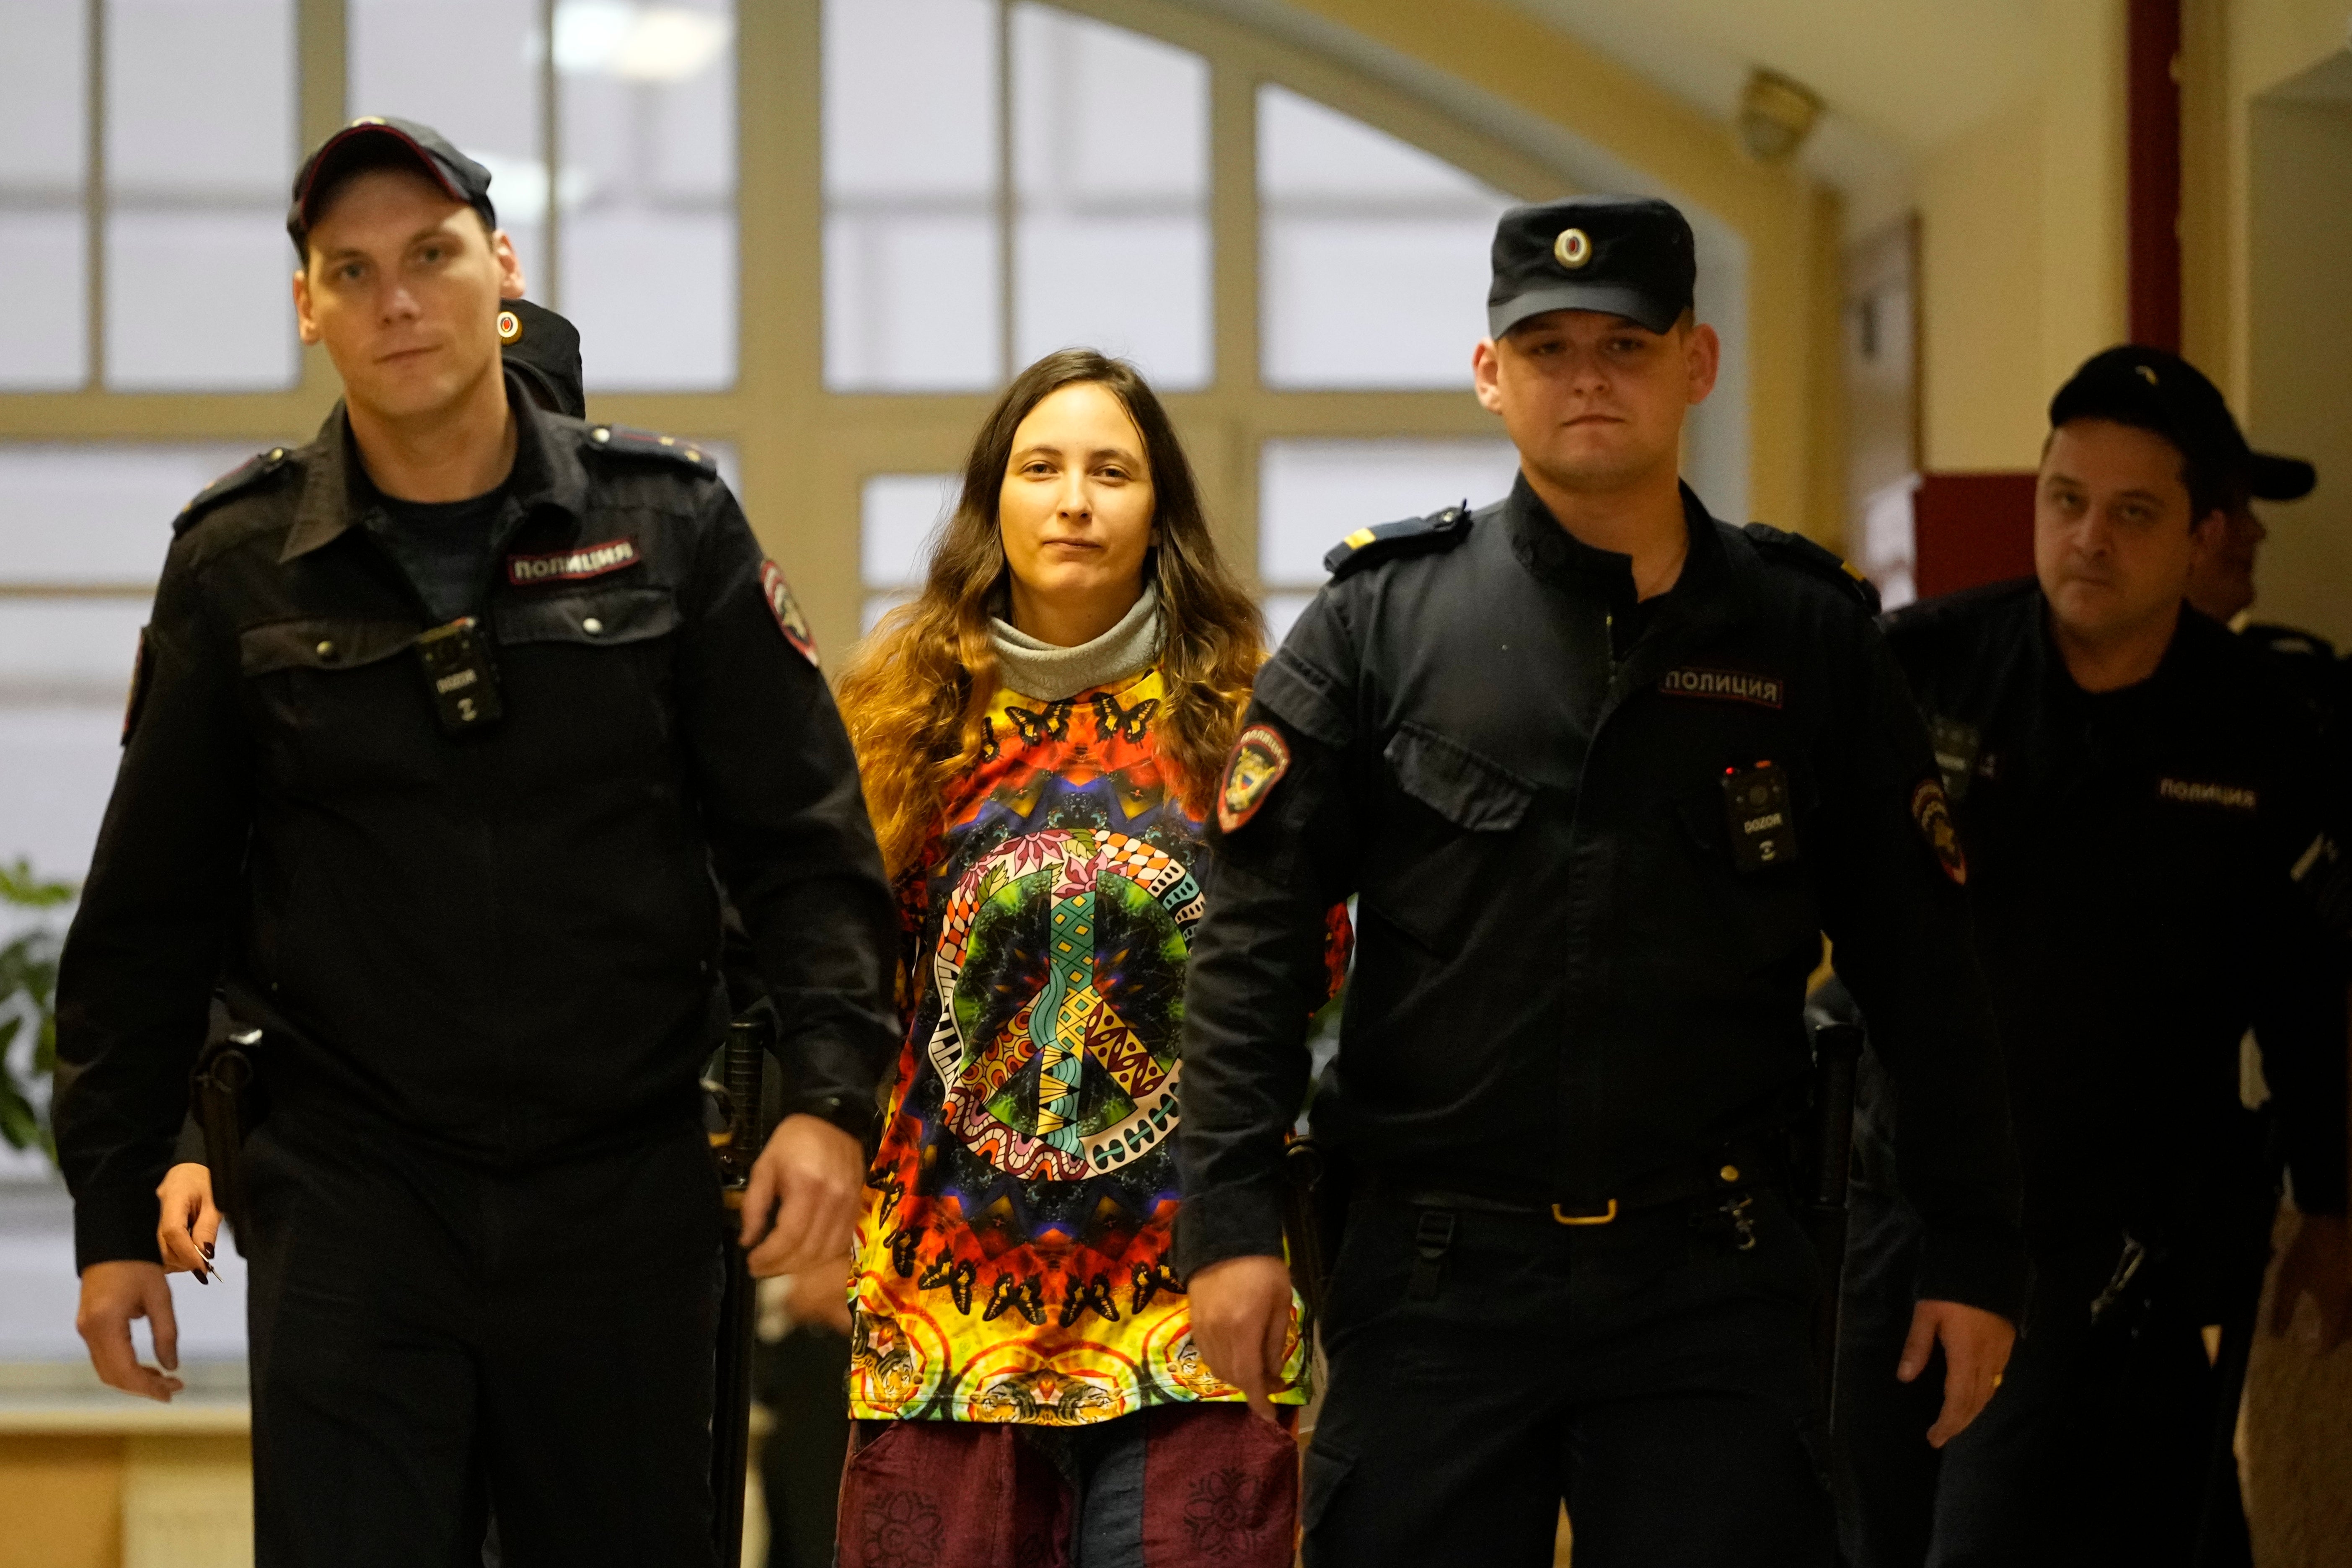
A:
[832, 349, 1340, 1566]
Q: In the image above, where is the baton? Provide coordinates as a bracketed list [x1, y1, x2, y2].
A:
[1805, 1020, 1865, 1419]
[709, 1015, 769, 1568]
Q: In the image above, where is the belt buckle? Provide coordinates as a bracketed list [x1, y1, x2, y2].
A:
[1550, 1199, 1618, 1226]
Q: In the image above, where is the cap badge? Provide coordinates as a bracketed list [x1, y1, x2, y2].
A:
[1553, 228, 1592, 269]
[2135, 364, 2158, 385]
[497, 309, 522, 345]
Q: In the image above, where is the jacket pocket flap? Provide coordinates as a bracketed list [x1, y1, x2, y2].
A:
[239, 618, 418, 676]
[493, 587, 678, 647]
[1384, 722, 1537, 832]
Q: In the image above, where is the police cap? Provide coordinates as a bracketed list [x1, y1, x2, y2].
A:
[497, 299, 586, 420]
[288, 116, 496, 256]
[2050, 345, 2315, 503]
[1488, 196, 1697, 340]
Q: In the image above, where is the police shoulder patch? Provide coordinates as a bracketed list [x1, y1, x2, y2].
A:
[1741, 523, 1879, 614]
[1911, 778, 1967, 886]
[583, 424, 718, 475]
[759, 559, 820, 666]
[174, 444, 298, 535]
[1323, 504, 1475, 581]
[1217, 724, 1292, 834]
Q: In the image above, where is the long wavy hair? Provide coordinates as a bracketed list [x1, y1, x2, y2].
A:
[838, 349, 1265, 879]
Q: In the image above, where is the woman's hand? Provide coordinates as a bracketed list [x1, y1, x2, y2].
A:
[1184, 1253, 1294, 1422]
[154, 1162, 222, 1281]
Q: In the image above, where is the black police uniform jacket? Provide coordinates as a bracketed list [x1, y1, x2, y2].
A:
[1176, 477, 2029, 1316]
[52, 385, 899, 1270]
[1873, 581, 2348, 1298]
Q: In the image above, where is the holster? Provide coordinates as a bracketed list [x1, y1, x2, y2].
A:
[1280, 1134, 1352, 1328]
[189, 997, 265, 1240]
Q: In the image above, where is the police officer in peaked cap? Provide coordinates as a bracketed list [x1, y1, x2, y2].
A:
[2170, 362, 2352, 727]
[1835, 346, 2351, 1568]
[1174, 195, 2027, 1566]
[56, 116, 897, 1566]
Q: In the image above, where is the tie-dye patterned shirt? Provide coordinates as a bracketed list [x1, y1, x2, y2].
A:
[849, 667, 1339, 1423]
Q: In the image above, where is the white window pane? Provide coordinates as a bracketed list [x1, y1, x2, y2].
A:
[563, 212, 736, 389]
[1261, 218, 1497, 389]
[105, 0, 292, 201]
[1259, 437, 1518, 587]
[0, 444, 265, 583]
[0, 214, 86, 390]
[0, 600, 150, 705]
[823, 0, 996, 201]
[1260, 86, 1500, 202]
[1262, 592, 1315, 649]
[0, 707, 133, 884]
[1013, 216, 1207, 386]
[104, 211, 298, 390]
[1012, 5, 1204, 200]
[823, 0, 998, 390]
[862, 473, 960, 590]
[0, 0, 87, 190]
[350, 0, 544, 283]
[1258, 86, 1512, 390]
[558, 0, 735, 390]
[825, 214, 999, 392]
[862, 591, 913, 635]
[1010, 6, 1208, 388]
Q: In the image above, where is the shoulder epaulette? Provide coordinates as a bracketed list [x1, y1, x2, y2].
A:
[173, 444, 299, 535]
[1741, 522, 1880, 615]
[1323, 502, 1474, 580]
[582, 423, 718, 474]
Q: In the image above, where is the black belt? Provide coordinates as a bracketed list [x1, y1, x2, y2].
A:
[1365, 1146, 1782, 1227]
[1366, 1149, 1784, 1299]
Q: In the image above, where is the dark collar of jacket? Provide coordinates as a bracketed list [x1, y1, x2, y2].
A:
[1501, 472, 1731, 609]
[279, 369, 590, 563]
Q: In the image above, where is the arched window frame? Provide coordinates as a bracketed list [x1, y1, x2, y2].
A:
[0, 0, 1767, 663]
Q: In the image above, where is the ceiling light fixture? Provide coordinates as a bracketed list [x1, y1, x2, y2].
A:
[1736, 68, 1823, 164]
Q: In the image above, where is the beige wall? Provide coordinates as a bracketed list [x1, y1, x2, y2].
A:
[1918, 100, 2051, 470]
[2196, 0, 2352, 642]
[1914, 0, 2129, 475]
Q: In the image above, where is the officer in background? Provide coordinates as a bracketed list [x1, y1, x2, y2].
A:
[1837, 346, 2352, 1568]
[2178, 430, 2352, 730]
[496, 296, 586, 419]
[59, 117, 897, 1566]
[1176, 196, 2025, 1567]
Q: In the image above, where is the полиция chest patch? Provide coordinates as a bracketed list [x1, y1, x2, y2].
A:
[505, 537, 639, 585]
[1659, 667, 1785, 710]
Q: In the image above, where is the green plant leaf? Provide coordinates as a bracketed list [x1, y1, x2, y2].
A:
[0, 1069, 37, 1152]
[0, 858, 75, 908]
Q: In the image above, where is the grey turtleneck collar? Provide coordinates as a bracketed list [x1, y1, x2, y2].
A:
[991, 583, 1162, 701]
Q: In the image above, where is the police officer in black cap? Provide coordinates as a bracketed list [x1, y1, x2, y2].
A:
[2171, 387, 2352, 728]
[1175, 195, 2026, 1566]
[58, 116, 897, 1566]
[1836, 345, 2352, 1568]
[497, 296, 587, 420]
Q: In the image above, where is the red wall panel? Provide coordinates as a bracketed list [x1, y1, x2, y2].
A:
[1913, 471, 2037, 599]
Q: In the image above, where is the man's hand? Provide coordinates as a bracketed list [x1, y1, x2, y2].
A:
[2269, 1211, 2351, 1351]
[76, 1260, 184, 1403]
[1897, 1297, 2016, 1447]
[741, 1113, 866, 1279]
[1185, 1253, 1292, 1423]
[155, 1162, 222, 1280]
